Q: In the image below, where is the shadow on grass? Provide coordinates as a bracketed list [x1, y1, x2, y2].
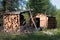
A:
[0, 32, 60, 40]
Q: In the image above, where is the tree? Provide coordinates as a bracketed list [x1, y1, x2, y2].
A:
[27, 0, 50, 13]
[46, 3, 57, 16]
[1, 0, 27, 11]
[2, 0, 19, 11]
[27, 0, 56, 16]
[0, 0, 3, 10]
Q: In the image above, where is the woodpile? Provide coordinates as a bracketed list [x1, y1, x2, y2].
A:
[3, 14, 20, 33]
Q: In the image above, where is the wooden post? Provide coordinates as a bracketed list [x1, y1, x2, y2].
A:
[29, 9, 37, 30]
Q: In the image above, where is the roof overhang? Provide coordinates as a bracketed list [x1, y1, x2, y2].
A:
[1, 9, 34, 15]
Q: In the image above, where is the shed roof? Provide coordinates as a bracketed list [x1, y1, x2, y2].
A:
[33, 13, 56, 18]
[0, 9, 33, 14]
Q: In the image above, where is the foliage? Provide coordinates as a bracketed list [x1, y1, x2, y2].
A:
[27, 0, 50, 13]
[56, 10, 60, 28]
[2, 0, 19, 11]
[0, 0, 3, 10]
[22, 13, 30, 24]
[27, 0, 56, 16]
[47, 3, 57, 16]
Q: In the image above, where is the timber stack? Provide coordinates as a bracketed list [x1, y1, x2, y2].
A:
[3, 11, 20, 33]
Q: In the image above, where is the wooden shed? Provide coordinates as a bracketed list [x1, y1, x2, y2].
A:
[33, 13, 57, 29]
[2, 9, 33, 33]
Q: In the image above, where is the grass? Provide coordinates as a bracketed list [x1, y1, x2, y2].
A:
[0, 28, 60, 40]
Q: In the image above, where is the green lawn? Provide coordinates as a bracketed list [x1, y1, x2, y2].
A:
[0, 28, 60, 40]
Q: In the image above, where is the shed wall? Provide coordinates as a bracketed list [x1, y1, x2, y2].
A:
[48, 17, 57, 28]
[35, 14, 48, 28]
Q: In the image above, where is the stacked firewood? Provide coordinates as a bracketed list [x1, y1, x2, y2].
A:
[3, 14, 20, 33]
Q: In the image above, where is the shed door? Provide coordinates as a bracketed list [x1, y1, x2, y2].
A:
[35, 18, 40, 28]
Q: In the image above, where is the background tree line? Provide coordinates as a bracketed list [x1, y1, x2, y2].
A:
[27, 0, 57, 16]
[0, 0, 57, 16]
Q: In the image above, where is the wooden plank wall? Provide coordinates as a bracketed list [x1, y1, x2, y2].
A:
[48, 17, 57, 29]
